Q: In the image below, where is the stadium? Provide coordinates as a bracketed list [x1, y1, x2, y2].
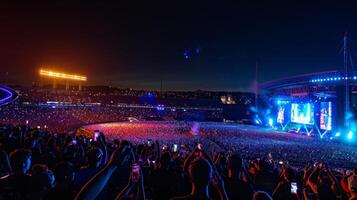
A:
[2, 68, 357, 199]
[4, 3, 357, 199]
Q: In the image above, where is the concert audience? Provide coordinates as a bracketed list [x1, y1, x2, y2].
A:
[0, 123, 356, 200]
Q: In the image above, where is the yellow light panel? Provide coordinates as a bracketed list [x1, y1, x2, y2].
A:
[39, 69, 87, 81]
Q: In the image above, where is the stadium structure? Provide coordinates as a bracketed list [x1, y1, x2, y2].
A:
[0, 86, 18, 106]
[39, 68, 87, 91]
[261, 70, 357, 140]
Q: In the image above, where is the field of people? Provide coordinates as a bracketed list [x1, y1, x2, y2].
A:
[82, 121, 357, 169]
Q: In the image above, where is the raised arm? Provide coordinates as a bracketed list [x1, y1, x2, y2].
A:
[116, 167, 146, 200]
[75, 147, 127, 200]
[307, 164, 320, 193]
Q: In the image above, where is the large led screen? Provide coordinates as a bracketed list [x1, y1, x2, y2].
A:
[291, 103, 314, 125]
[277, 105, 285, 124]
[320, 102, 332, 130]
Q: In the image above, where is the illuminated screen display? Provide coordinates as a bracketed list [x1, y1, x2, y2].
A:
[320, 102, 332, 130]
[291, 103, 314, 125]
[277, 105, 285, 124]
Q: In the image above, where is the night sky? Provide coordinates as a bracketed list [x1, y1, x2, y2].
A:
[1, 1, 357, 91]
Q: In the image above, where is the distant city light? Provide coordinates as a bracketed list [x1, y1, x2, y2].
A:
[39, 69, 87, 81]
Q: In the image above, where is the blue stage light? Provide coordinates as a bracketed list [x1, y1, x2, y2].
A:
[268, 118, 273, 127]
[335, 132, 341, 137]
[348, 131, 353, 140]
[354, 76, 357, 80]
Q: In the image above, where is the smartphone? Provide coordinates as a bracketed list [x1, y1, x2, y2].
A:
[132, 164, 140, 182]
[197, 143, 203, 150]
[162, 145, 168, 151]
[173, 144, 178, 152]
[313, 162, 317, 168]
[346, 170, 352, 176]
[278, 161, 284, 165]
[291, 182, 298, 194]
[147, 139, 153, 147]
[71, 139, 77, 145]
[94, 131, 100, 141]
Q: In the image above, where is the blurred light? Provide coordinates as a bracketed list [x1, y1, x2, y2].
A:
[335, 132, 341, 137]
[156, 104, 165, 111]
[268, 118, 273, 127]
[348, 131, 353, 140]
[40, 69, 87, 81]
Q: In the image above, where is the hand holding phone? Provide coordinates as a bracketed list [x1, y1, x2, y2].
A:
[132, 164, 141, 183]
[147, 139, 153, 147]
[173, 144, 178, 152]
[94, 131, 100, 142]
[197, 143, 203, 150]
[291, 182, 298, 194]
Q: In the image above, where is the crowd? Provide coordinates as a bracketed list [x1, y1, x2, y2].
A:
[1, 87, 357, 199]
[0, 104, 222, 133]
[14, 86, 225, 107]
[1, 123, 357, 200]
[81, 121, 357, 170]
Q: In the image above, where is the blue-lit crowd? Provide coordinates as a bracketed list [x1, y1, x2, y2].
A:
[1, 124, 357, 200]
[0, 87, 357, 200]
